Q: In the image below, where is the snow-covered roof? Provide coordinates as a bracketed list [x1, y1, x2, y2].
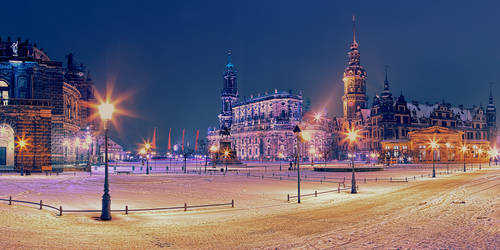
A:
[406, 102, 474, 121]
[450, 107, 473, 121]
[406, 103, 437, 119]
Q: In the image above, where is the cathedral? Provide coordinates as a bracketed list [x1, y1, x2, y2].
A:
[0, 37, 124, 172]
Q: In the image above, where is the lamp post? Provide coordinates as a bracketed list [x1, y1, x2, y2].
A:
[16, 138, 27, 176]
[478, 148, 483, 170]
[461, 145, 467, 172]
[293, 125, 301, 203]
[98, 102, 114, 221]
[345, 126, 360, 194]
[223, 149, 230, 174]
[278, 152, 284, 172]
[429, 140, 438, 178]
[209, 145, 218, 171]
[144, 143, 151, 174]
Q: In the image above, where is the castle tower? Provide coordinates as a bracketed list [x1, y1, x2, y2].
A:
[342, 16, 367, 119]
[218, 50, 239, 130]
[486, 83, 497, 145]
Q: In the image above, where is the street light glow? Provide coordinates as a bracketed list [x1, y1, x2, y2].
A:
[98, 102, 115, 121]
[344, 126, 361, 144]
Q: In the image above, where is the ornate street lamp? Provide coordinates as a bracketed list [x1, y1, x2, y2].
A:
[478, 148, 483, 170]
[460, 145, 467, 172]
[345, 126, 361, 194]
[209, 145, 218, 171]
[428, 139, 438, 178]
[278, 152, 284, 171]
[144, 142, 151, 174]
[98, 101, 114, 221]
[223, 149, 230, 174]
[293, 125, 301, 203]
[16, 137, 28, 176]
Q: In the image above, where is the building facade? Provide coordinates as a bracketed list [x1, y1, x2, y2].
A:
[333, 20, 497, 163]
[0, 37, 119, 171]
[207, 52, 331, 161]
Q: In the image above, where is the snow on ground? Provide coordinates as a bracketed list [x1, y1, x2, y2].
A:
[0, 164, 499, 249]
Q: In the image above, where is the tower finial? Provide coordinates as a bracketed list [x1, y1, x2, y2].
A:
[384, 65, 389, 91]
[226, 49, 233, 68]
[489, 82, 494, 104]
[352, 15, 356, 43]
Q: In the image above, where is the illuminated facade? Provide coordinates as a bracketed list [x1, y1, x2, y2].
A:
[332, 20, 497, 163]
[208, 52, 331, 161]
[0, 37, 116, 171]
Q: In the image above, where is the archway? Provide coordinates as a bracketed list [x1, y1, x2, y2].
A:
[0, 124, 15, 168]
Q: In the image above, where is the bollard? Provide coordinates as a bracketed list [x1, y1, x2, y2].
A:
[376, 177, 377, 182]
[74, 172, 76, 176]
[343, 177, 345, 182]
[231, 199, 234, 208]
[56, 172, 59, 176]
[320, 179, 322, 184]
[414, 176, 416, 180]
[46, 172, 48, 176]
[287, 194, 290, 201]
[390, 177, 392, 182]
[338, 184, 340, 193]
[40, 200, 43, 210]
[59, 206, 63, 216]
[315, 190, 317, 197]
[280, 177, 282, 180]
[184, 203, 187, 212]
[405, 177, 408, 182]
[364, 178, 366, 183]
[125, 205, 128, 215]
[9, 196, 12, 205]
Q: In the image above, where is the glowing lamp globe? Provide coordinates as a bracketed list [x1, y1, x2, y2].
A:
[98, 102, 115, 121]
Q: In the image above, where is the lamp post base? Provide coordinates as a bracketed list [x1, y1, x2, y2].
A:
[100, 193, 112, 221]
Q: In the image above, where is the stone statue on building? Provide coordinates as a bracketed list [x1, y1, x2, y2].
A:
[10, 41, 18, 56]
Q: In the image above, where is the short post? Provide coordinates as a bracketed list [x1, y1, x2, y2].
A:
[376, 177, 377, 182]
[315, 190, 317, 197]
[125, 205, 128, 215]
[184, 203, 187, 212]
[390, 177, 392, 182]
[364, 178, 366, 183]
[405, 177, 408, 182]
[59, 206, 63, 216]
[9, 196, 12, 205]
[320, 179, 322, 184]
[40, 200, 43, 210]
[287, 194, 290, 201]
[231, 199, 234, 208]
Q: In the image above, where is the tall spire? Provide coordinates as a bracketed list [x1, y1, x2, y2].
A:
[352, 15, 356, 43]
[489, 82, 494, 105]
[226, 50, 233, 69]
[384, 65, 389, 91]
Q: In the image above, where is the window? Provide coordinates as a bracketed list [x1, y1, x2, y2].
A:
[0, 80, 8, 105]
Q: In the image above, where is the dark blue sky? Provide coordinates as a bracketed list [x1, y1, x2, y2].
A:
[3, 0, 500, 150]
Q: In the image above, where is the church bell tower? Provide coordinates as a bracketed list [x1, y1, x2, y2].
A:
[218, 50, 239, 130]
[342, 16, 367, 119]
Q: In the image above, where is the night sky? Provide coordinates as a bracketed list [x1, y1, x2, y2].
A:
[3, 0, 500, 151]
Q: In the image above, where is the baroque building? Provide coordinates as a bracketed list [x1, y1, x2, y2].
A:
[207, 52, 330, 162]
[0, 37, 120, 171]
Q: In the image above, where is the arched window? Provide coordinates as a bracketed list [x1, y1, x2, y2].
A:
[0, 80, 9, 105]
